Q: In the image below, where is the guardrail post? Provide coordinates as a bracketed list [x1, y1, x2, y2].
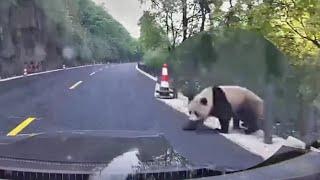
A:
[23, 68, 27, 76]
[264, 84, 273, 144]
[303, 105, 318, 149]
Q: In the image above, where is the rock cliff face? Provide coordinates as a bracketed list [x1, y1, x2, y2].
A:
[0, 0, 65, 77]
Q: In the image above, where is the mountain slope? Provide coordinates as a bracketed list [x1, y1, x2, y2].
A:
[0, 0, 137, 77]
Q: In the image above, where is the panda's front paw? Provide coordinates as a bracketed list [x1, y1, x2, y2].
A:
[214, 128, 228, 134]
[183, 121, 199, 131]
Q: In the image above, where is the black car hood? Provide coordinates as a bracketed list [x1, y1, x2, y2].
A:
[0, 131, 308, 179]
[0, 130, 193, 175]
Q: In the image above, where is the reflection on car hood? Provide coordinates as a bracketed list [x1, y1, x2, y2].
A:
[0, 130, 192, 176]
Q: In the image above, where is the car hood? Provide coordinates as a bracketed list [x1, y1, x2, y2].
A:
[0, 130, 307, 179]
[0, 130, 195, 176]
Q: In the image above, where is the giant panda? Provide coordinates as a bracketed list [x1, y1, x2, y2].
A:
[183, 86, 264, 134]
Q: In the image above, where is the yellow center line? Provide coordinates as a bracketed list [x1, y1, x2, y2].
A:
[69, 81, 83, 90]
[7, 117, 36, 136]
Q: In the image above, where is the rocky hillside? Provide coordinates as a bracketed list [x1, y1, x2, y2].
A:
[0, 0, 138, 78]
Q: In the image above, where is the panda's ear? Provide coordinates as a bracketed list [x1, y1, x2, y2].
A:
[200, 97, 208, 106]
[187, 95, 195, 102]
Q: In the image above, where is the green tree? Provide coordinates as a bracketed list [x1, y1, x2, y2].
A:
[140, 0, 214, 48]
[77, 0, 137, 61]
[138, 11, 168, 51]
[39, 0, 139, 63]
[220, 0, 320, 62]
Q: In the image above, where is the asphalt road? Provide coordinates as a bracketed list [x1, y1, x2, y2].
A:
[0, 63, 263, 170]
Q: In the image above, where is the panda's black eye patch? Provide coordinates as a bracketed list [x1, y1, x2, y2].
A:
[200, 97, 208, 106]
[194, 111, 199, 117]
[189, 111, 192, 115]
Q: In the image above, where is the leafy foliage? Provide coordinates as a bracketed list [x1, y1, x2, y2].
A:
[138, 11, 170, 68]
[36, 0, 139, 63]
[219, 0, 320, 63]
[143, 48, 169, 69]
[140, 0, 214, 48]
[139, 0, 320, 100]
[138, 11, 168, 51]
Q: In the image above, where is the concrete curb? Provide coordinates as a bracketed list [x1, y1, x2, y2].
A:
[0, 64, 104, 82]
[135, 64, 157, 81]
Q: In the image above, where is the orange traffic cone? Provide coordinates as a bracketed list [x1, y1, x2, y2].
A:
[156, 63, 175, 99]
[160, 63, 169, 88]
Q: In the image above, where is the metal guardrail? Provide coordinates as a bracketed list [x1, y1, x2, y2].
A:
[137, 62, 160, 79]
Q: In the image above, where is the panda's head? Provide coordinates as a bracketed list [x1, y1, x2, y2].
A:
[188, 87, 213, 121]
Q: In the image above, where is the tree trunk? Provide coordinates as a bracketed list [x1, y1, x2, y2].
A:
[200, 1, 206, 32]
[298, 96, 307, 137]
[182, 0, 188, 41]
[225, 0, 234, 27]
[165, 11, 170, 37]
[170, 12, 176, 49]
[229, 0, 233, 7]
[247, 2, 253, 26]
[208, 11, 213, 28]
[264, 84, 274, 144]
[165, 11, 171, 51]
[311, 39, 320, 48]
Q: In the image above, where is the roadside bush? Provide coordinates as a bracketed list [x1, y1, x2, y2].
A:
[168, 30, 289, 98]
[143, 48, 169, 70]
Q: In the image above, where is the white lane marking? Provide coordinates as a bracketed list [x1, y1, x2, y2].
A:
[90, 72, 96, 76]
[0, 75, 24, 82]
[135, 64, 157, 81]
[69, 81, 83, 90]
[0, 64, 105, 82]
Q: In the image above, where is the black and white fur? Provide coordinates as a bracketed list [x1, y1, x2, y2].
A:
[183, 86, 264, 134]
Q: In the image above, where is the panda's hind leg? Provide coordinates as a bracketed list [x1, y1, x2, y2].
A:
[216, 118, 230, 133]
[233, 116, 241, 129]
[237, 108, 259, 134]
[233, 110, 247, 130]
[244, 115, 259, 134]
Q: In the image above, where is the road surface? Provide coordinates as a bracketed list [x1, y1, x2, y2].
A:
[0, 63, 263, 170]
